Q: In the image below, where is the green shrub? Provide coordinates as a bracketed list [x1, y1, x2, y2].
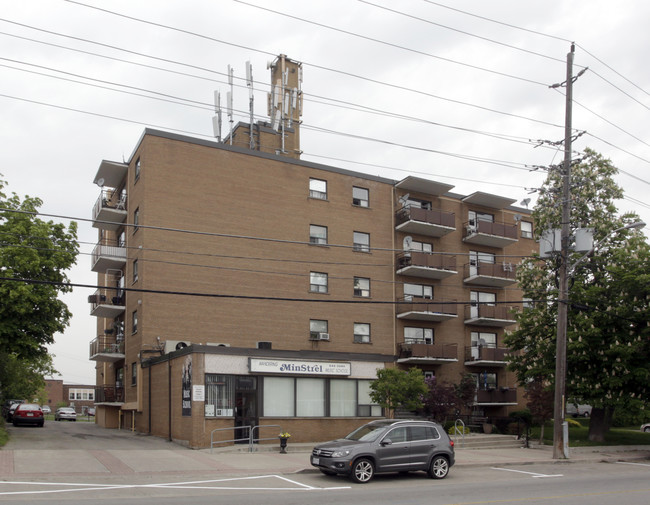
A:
[448, 425, 470, 436]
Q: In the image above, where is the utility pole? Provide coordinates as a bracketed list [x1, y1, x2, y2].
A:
[553, 43, 575, 460]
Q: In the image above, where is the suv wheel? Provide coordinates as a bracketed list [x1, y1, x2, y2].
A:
[350, 458, 374, 483]
[428, 455, 449, 479]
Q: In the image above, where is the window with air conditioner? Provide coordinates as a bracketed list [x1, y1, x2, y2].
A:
[309, 319, 328, 340]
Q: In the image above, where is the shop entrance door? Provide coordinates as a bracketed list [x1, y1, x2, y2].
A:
[234, 376, 258, 444]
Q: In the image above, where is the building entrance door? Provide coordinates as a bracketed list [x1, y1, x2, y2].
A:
[234, 376, 258, 444]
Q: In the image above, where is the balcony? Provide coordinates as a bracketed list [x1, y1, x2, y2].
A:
[475, 387, 517, 406]
[463, 220, 518, 248]
[94, 385, 125, 404]
[396, 251, 457, 280]
[89, 335, 125, 363]
[89, 288, 125, 318]
[92, 189, 127, 231]
[91, 238, 127, 273]
[395, 206, 455, 238]
[463, 262, 517, 288]
[397, 342, 458, 365]
[464, 346, 508, 367]
[396, 297, 457, 322]
[464, 305, 517, 327]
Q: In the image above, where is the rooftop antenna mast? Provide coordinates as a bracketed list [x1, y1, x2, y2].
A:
[212, 90, 222, 142]
[246, 61, 255, 150]
[226, 64, 234, 145]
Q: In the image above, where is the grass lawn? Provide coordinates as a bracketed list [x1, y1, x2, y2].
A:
[530, 417, 650, 447]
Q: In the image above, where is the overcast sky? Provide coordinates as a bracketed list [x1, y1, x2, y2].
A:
[2, 0, 649, 384]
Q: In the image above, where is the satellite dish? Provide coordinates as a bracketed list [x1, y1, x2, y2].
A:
[175, 342, 188, 350]
[96, 178, 105, 187]
[520, 198, 531, 208]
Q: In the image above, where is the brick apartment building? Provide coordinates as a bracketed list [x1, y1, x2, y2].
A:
[89, 55, 536, 447]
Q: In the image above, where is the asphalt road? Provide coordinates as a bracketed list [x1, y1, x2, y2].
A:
[2, 420, 650, 504]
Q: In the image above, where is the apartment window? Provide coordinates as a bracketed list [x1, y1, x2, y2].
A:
[133, 207, 140, 233]
[310, 272, 328, 293]
[309, 178, 327, 200]
[131, 362, 137, 386]
[404, 327, 434, 344]
[134, 157, 141, 182]
[404, 197, 431, 210]
[521, 221, 533, 239]
[354, 323, 371, 343]
[310, 319, 328, 340]
[475, 372, 497, 391]
[132, 259, 139, 283]
[132, 310, 138, 334]
[353, 277, 370, 297]
[309, 224, 328, 245]
[403, 283, 433, 300]
[352, 186, 369, 207]
[409, 240, 433, 253]
[117, 230, 126, 248]
[353, 231, 370, 252]
[471, 331, 497, 348]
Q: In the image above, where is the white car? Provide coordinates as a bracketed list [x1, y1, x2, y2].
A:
[641, 423, 650, 433]
[41, 405, 51, 414]
[54, 407, 77, 421]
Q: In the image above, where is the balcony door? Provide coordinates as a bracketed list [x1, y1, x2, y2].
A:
[470, 291, 496, 318]
[469, 251, 495, 277]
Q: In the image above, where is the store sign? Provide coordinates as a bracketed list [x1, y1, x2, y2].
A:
[249, 358, 351, 376]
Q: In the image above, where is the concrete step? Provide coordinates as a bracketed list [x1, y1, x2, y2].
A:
[452, 434, 526, 450]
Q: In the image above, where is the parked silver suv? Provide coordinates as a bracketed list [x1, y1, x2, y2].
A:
[311, 419, 455, 483]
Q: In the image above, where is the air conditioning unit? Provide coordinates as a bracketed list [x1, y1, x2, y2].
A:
[319, 333, 330, 341]
[257, 341, 272, 350]
[164, 340, 190, 354]
[205, 342, 230, 347]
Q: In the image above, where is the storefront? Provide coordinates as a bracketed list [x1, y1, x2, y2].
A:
[140, 345, 392, 448]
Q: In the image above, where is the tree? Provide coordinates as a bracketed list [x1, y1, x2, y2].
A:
[454, 373, 477, 415]
[504, 149, 650, 441]
[369, 367, 428, 418]
[0, 177, 78, 397]
[525, 378, 554, 444]
[422, 376, 458, 423]
[0, 352, 56, 402]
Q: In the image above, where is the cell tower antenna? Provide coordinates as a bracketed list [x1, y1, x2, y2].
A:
[226, 64, 234, 145]
[212, 90, 222, 142]
[246, 60, 255, 149]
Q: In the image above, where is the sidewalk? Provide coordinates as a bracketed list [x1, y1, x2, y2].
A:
[2, 436, 649, 480]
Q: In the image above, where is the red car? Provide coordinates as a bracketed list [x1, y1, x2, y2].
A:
[12, 403, 45, 427]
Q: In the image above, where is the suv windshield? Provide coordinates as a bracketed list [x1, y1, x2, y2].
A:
[344, 423, 387, 442]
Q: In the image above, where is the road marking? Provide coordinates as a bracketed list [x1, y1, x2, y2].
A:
[615, 461, 650, 468]
[0, 475, 350, 497]
[491, 467, 563, 478]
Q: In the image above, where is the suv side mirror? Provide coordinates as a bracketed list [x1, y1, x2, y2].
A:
[380, 438, 393, 446]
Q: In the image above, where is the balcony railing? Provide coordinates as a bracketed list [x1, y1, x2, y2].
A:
[92, 189, 127, 231]
[89, 334, 125, 362]
[396, 251, 457, 280]
[397, 342, 458, 364]
[476, 388, 517, 405]
[396, 297, 458, 321]
[464, 304, 517, 327]
[89, 288, 125, 318]
[463, 261, 517, 287]
[463, 219, 518, 248]
[395, 206, 455, 237]
[94, 385, 125, 404]
[91, 238, 127, 273]
[464, 345, 508, 365]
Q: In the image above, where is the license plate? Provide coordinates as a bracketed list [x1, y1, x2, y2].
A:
[312, 457, 319, 465]
[27, 413, 33, 416]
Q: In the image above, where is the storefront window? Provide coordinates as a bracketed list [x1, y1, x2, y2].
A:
[357, 380, 382, 416]
[205, 375, 235, 417]
[264, 377, 295, 416]
[330, 379, 356, 416]
[296, 378, 325, 417]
